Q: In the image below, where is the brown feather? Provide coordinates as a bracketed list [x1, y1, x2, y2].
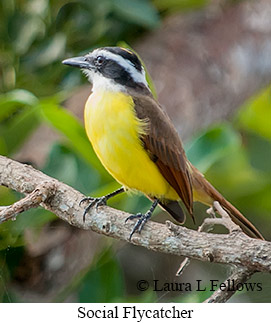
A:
[131, 90, 263, 239]
[132, 92, 194, 218]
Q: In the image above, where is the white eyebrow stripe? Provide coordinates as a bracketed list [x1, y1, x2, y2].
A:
[92, 49, 149, 88]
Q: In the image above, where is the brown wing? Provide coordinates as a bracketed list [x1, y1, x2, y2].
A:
[132, 92, 194, 219]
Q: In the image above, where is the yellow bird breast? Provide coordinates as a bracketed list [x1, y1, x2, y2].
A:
[84, 90, 178, 200]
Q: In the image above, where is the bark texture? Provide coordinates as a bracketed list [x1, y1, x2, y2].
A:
[1, 155, 270, 274]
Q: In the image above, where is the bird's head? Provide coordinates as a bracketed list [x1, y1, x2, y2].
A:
[62, 47, 150, 93]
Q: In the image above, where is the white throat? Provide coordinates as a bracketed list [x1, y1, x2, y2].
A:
[83, 69, 126, 93]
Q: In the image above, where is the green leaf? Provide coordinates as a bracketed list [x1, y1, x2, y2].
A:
[0, 106, 40, 155]
[42, 143, 102, 194]
[25, 33, 66, 68]
[113, 0, 160, 29]
[39, 100, 109, 179]
[54, 247, 124, 302]
[237, 86, 271, 139]
[245, 132, 271, 173]
[205, 147, 267, 198]
[186, 123, 241, 173]
[12, 15, 45, 55]
[153, 0, 208, 12]
[78, 247, 124, 302]
[0, 89, 38, 121]
[0, 137, 7, 155]
[0, 208, 55, 250]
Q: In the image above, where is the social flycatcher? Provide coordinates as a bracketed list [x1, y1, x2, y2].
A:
[62, 47, 264, 240]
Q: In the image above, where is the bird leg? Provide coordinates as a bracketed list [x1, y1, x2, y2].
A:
[125, 198, 159, 240]
[80, 187, 125, 222]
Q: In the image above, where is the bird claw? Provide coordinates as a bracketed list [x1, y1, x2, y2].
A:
[125, 212, 142, 223]
[125, 211, 152, 240]
[80, 196, 107, 222]
[79, 197, 92, 207]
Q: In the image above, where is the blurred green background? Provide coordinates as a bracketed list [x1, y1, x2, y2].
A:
[0, 0, 271, 303]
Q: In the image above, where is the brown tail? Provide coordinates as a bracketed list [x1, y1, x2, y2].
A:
[190, 164, 264, 240]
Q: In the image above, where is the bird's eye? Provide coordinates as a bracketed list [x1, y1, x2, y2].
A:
[96, 56, 104, 65]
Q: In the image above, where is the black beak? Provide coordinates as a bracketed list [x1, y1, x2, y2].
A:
[62, 56, 94, 69]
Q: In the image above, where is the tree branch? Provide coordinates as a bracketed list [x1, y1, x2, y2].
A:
[1, 155, 270, 269]
[175, 201, 242, 276]
[203, 267, 254, 303]
[0, 181, 56, 223]
[1, 155, 271, 303]
[175, 201, 255, 302]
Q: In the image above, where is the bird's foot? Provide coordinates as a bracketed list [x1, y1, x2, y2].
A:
[80, 196, 107, 222]
[125, 211, 152, 240]
[80, 187, 125, 222]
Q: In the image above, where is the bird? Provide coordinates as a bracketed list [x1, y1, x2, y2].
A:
[62, 46, 264, 240]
